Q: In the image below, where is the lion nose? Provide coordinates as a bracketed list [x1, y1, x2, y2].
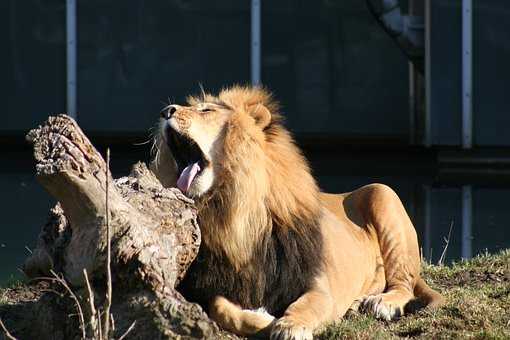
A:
[160, 105, 178, 120]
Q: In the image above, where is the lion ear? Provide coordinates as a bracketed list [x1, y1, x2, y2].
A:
[248, 104, 271, 129]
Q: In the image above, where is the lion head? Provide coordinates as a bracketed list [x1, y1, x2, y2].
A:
[152, 86, 321, 268]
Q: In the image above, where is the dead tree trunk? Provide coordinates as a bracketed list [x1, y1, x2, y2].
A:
[21, 115, 222, 339]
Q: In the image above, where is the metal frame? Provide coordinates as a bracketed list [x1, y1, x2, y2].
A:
[409, 62, 416, 144]
[424, 0, 431, 147]
[461, 185, 473, 258]
[423, 185, 432, 260]
[462, 0, 473, 148]
[66, 0, 77, 119]
[251, 0, 261, 86]
[66, 1, 262, 115]
[424, 0, 473, 148]
[408, 0, 421, 145]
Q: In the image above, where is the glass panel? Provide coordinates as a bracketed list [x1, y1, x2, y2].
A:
[2, 1, 66, 132]
[473, 1, 510, 146]
[429, 0, 462, 145]
[77, 1, 251, 134]
[473, 188, 510, 255]
[262, 1, 409, 137]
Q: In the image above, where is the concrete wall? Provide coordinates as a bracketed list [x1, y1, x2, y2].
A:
[2, 0, 408, 140]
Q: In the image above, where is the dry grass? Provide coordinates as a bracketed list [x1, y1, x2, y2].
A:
[317, 249, 510, 339]
[1, 250, 509, 339]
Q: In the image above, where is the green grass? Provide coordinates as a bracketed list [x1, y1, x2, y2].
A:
[1, 250, 509, 339]
[0, 277, 24, 290]
[0, 277, 24, 305]
[317, 249, 510, 339]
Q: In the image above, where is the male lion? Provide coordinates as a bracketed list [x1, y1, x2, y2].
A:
[151, 86, 443, 340]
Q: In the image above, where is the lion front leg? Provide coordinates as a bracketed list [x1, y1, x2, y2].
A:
[208, 295, 275, 338]
[271, 277, 335, 340]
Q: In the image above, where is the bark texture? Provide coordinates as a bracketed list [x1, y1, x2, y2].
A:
[19, 114, 223, 339]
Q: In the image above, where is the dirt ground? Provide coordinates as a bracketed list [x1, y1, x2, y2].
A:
[1, 250, 509, 339]
[318, 249, 510, 339]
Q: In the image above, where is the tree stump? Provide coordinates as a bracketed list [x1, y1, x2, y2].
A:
[20, 114, 223, 339]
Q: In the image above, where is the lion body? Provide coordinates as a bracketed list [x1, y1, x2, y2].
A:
[153, 86, 444, 339]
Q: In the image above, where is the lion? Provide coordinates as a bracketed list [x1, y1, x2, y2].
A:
[150, 86, 444, 340]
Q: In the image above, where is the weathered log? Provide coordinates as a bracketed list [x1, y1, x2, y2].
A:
[21, 114, 223, 339]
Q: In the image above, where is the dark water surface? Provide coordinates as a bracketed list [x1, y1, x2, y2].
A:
[2, 145, 509, 284]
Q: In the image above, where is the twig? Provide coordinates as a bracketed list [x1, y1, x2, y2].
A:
[118, 321, 136, 340]
[0, 318, 18, 340]
[110, 314, 115, 333]
[50, 270, 86, 340]
[97, 309, 103, 340]
[438, 221, 454, 266]
[24, 245, 33, 254]
[103, 148, 113, 339]
[16, 268, 27, 278]
[40, 288, 64, 297]
[83, 269, 99, 339]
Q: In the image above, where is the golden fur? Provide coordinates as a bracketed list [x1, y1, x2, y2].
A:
[152, 86, 444, 340]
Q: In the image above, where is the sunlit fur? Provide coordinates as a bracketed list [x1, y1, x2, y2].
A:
[153, 86, 321, 269]
[151, 86, 444, 339]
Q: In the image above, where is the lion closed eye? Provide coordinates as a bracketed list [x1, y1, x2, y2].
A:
[151, 86, 444, 340]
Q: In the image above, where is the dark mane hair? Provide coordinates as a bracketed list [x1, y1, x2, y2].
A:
[176, 86, 325, 315]
[178, 212, 324, 316]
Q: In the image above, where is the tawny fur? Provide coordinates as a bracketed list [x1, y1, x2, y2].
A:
[155, 86, 321, 268]
[151, 86, 444, 340]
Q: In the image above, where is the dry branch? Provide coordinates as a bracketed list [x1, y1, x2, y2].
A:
[0, 317, 18, 340]
[20, 114, 221, 339]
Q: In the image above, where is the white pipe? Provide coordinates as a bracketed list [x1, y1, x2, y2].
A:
[462, 0, 473, 148]
[424, 0, 431, 147]
[424, 186, 432, 261]
[409, 62, 416, 144]
[251, 0, 261, 86]
[66, 0, 77, 119]
[461, 185, 473, 259]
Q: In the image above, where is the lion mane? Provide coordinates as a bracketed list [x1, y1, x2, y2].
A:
[178, 87, 324, 315]
[154, 85, 444, 338]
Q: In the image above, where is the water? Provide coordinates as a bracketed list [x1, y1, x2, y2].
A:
[1, 146, 509, 284]
[309, 147, 510, 263]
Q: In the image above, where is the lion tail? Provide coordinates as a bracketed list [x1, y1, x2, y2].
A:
[414, 277, 445, 308]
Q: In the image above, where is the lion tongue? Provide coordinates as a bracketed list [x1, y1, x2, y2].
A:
[177, 162, 201, 193]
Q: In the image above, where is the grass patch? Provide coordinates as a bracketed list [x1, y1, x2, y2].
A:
[0, 276, 24, 290]
[1, 250, 509, 339]
[318, 249, 510, 339]
[0, 278, 26, 306]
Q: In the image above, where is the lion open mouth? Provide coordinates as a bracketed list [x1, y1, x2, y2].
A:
[165, 126, 208, 194]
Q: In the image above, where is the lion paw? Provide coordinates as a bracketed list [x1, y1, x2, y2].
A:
[270, 317, 313, 340]
[361, 294, 403, 321]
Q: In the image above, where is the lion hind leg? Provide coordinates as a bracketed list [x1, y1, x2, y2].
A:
[365, 243, 418, 320]
[349, 260, 386, 314]
[359, 184, 423, 319]
[414, 277, 445, 308]
[362, 229, 418, 320]
[361, 289, 414, 320]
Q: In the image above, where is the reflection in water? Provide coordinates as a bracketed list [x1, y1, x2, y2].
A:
[461, 186, 472, 259]
[312, 149, 510, 265]
[1, 148, 510, 284]
[324, 179, 510, 264]
[421, 185, 473, 261]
